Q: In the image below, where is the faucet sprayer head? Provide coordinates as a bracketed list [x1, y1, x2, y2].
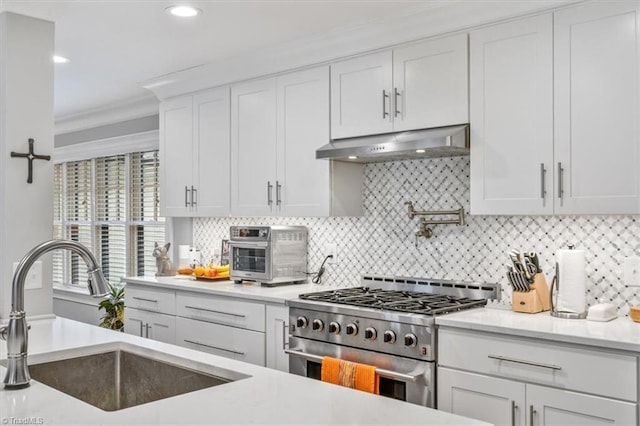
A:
[88, 268, 110, 297]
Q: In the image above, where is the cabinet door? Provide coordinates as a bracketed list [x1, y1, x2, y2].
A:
[231, 78, 277, 216]
[159, 96, 194, 217]
[124, 308, 145, 338]
[330, 51, 393, 139]
[145, 311, 176, 344]
[393, 33, 468, 132]
[554, 1, 640, 214]
[438, 367, 526, 426]
[265, 305, 289, 372]
[469, 14, 554, 215]
[527, 384, 636, 426]
[276, 66, 331, 216]
[192, 88, 230, 217]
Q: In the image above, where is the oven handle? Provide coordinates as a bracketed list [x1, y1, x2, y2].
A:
[284, 349, 421, 382]
[228, 241, 269, 249]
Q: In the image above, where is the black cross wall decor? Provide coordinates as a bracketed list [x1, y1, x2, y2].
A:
[11, 138, 51, 184]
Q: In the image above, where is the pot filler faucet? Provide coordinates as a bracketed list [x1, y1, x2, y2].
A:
[0, 240, 109, 389]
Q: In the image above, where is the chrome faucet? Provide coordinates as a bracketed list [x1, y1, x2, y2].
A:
[1, 240, 109, 389]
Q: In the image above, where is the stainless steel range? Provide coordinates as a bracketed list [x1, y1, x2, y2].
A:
[287, 275, 500, 408]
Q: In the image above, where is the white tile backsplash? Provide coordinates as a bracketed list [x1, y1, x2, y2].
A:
[194, 157, 640, 314]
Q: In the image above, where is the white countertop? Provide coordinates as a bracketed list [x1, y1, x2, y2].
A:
[123, 275, 329, 305]
[0, 318, 488, 425]
[436, 308, 640, 353]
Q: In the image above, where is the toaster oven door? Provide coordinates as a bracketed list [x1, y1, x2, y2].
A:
[229, 241, 270, 280]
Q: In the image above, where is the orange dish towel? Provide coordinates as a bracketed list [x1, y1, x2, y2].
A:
[321, 356, 379, 394]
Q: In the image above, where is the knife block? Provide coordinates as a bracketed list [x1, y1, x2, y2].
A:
[512, 273, 551, 314]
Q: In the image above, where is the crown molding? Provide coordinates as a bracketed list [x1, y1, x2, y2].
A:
[53, 130, 158, 163]
[55, 94, 159, 134]
[141, 0, 582, 100]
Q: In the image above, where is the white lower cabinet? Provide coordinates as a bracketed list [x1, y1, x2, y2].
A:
[437, 328, 637, 425]
[265, 304, 289, 372]
[175, 317, 265, 366]
[124, 307, 176, 344]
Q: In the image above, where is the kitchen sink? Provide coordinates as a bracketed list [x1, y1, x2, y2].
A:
[13, 344, 249, 412]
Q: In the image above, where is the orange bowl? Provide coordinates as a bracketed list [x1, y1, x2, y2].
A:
[629, 306, 640, 322]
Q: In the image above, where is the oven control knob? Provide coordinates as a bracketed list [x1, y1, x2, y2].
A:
[345, 323, 358, 336]
[296, 316, 308, 329]
[364, 327, 377, 340]
[383, 330, 396, 344]
[328, 321, 341, 334]
[404, 333, 418, 347]
[312, 319, 324, 331]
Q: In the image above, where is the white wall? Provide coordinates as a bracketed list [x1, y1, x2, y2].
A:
[0, 12, 54, 319]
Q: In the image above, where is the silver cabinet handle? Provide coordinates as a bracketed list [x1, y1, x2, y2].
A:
[267, 181, 273, 206]
[281, 320, 288, 350]
[394, 88, 401, 118]
[529, 405, 536, 426]
[139, 321, 144, 337]
[184, 339, 245, 356]
[145, 324, 151, 338]
[184, 185, 190, 207]
[183, 305, 246, 318]
[191, 185, 197, 207]
[511, 400, 517, 426]
[540, 163, 546, 203]
[488, 354, 562, 371]
[557, 162, 564, 202]
[285, 349, 421, 382]
[132, 296, 158, 303]
[382, 89, 389, 118]
[276, 180, 282, 206]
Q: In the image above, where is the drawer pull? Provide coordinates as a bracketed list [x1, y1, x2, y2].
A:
[184, 305, 246, 318]
[183, 339, 245, 356]
[132, 296, 158, 303]
[488, 354, 562, 371]
[511, 400, 517, 426]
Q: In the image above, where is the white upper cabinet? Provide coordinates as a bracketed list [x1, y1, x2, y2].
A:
[159, 87, 231, 217]
[232, 66, 362, 217]
[393, 33, 468, 132]
[470, 14, 554, 215]
[554, 1, 640, 214]
[230, 78, 278, 216]
[331, 34, 468, 139]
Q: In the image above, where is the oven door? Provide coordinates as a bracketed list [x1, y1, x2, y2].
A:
[229, 241, 270, 280]
[287, 337, 433, 408]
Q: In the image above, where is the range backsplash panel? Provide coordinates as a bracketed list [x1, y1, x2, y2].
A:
[194, 157, 640, 314]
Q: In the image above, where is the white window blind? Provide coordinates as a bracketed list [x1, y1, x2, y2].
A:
[53, 150, 165, 289]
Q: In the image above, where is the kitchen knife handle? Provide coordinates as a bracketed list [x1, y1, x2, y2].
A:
[529, 405, 536, 426]
[394, 88, 401, 118]
[540, 163, 546, 203]
[511, 400, 517, 426]
[382, 90, 389, 119]
[267, 181, 273, 206]
[191, 185, 197, 207]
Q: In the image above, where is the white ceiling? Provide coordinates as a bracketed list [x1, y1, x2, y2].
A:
[0, 0, 431, 120]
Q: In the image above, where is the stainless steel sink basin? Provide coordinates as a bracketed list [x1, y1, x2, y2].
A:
[19, 344, 249, 412]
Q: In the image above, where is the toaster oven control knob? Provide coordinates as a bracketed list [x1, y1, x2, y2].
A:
[296, 316, 308, 329]
[383, 330, 396, 344]
[345, 323, 358, 336]
[328, 322, 340, 334]
[404, 333, 418, 347]
[312, 319, 324, 331]
[364, 327, 377, 341]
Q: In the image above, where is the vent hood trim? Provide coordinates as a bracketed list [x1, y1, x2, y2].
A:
[316, 124, 469, 163]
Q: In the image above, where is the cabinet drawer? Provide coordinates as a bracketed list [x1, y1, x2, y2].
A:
[176, 292, 265, 332]
[125, 285, 176, 314]
[175, 317, 265, 366]
[438, 327, 637, 401]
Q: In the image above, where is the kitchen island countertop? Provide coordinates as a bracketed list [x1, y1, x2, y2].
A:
[0, 317, 488, 425]
[436, 307, 640, 353]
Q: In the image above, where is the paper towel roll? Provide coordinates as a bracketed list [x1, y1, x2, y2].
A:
[556, 248, 586, 314]
[178, 245, 190, 266]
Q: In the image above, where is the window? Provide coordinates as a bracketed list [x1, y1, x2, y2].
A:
[53, 150, 164, 288]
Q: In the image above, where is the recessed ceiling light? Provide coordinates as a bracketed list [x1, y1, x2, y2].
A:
[53, 55, 70, 64]
[347, 156, 358, 160]
[416, 149, 426, 154]
[166, 5, 201, 17]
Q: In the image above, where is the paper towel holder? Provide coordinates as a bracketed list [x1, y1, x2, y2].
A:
[550, 250, 587, 319]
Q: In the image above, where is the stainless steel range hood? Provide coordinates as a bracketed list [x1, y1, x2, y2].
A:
[316, 124, 469, 163]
